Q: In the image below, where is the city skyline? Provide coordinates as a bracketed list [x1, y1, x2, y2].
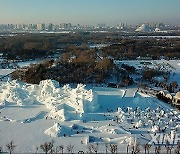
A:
[0, 0, 180, 25]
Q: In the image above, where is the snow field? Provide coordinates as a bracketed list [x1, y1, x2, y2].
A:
[0, 79, 179, 153]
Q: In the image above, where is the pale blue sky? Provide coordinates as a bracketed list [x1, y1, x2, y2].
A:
[0, 0, 179, 25]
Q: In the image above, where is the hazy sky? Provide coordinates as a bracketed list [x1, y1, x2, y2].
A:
[0, 0, 180, 25]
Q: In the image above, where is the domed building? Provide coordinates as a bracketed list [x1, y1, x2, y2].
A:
[135, 24, 151, 32]
[155, 27, 161, 32]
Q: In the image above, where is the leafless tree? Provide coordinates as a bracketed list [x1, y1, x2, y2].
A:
[35, 147, 38, 154]
[174, 142, 180, 154]
[144, 143, 151, 154]
[87, 144, 94, 153]
[55, 145, 65, 154]
[0, 146, 3, 153]
[91, 143, 99, 154]
[6, 140, 16, 154]
[132, 142, 140, 154]
[105, 143, 108, 154]
[67, 144, 74, 154]
[54, 145, 64, 154]
[59, 145, 64, 154]
[40, 140, 54, 154]
[87, 144, 99, 153]
[49, 140, 55, 154]
[126, 144, 130, 154]
[154, 145, 161, 154]
[165, 141, 173, 154]
[109, 144, 118, 154]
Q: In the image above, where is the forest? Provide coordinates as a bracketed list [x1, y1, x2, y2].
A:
[12, 46, 134, 85]
[5, 32, 179, 84]
[0, 32, 180, 60]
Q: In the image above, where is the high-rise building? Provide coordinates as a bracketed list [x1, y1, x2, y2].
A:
[28, 24, 33, 30]
[60, 23, 72, 29]
[16, 24, 23, 30]
[53, 24, 59, 31]
[48, 23, 53, 31]
[37, 23, 46, 31]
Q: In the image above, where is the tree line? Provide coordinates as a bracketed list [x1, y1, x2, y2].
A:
[1, 140, 179, 153]
[0, 33, 180, 60]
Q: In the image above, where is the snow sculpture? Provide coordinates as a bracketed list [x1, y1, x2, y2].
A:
[0, 79, 99, 121]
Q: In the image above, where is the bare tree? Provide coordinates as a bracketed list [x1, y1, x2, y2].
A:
[49, 140, 55, 154]
[109, 144, 118, 154]
[0, 146, 2, 153]
[144, 143, 151, 154]
[55, 145, 64, 154]
[59, 145, 64, 154]
[87, 144, 99, 153]
[6, 140, 16, 154]
[147, 144, 151, 154]
[143, 144, 147, 154]
[132, 142, 140, 154]
[92, 143, 99, 154]
[165, 141, 173, 154]
[55, 146, 59, 154]
[40, 142, 50, 154]
[67, 145, 74, 154]
[174, 143, 180, 154]
[40, 140, 54, 154]
[35, 147, 38, 154]
[87, 144, 94, 153]
[154, 145, 161, 154]
[105, 143, 108, 154]
[126, 144, 129, 154]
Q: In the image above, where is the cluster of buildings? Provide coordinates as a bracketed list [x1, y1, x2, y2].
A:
[0, 23, 73, 31]
[0, 23, 102, 31]
[0, 22, 179, 32]
[135, 22, 180, 32]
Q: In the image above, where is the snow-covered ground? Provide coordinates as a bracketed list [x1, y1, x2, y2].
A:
[16, 60, 39, 68]
[138, 36, 180, 39]
[0, 69, 15, 76]
[0, 58, 179, 153]
[0, 80, 179, 153]
[114, 59, 180, 85]
[0, 69, 15, 84]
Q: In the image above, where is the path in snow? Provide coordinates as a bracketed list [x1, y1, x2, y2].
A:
[123, 88, 137, 98]
[22, 111, 48, 123]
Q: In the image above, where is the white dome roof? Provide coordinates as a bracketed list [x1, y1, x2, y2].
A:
[135, 24, 151, 32]
[155, 27, 161, 32]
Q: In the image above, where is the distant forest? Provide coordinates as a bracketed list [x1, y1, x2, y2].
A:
[0, 32, 179, 84]
[0, 32, 180, 60]
[12, 47, 134, 85]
